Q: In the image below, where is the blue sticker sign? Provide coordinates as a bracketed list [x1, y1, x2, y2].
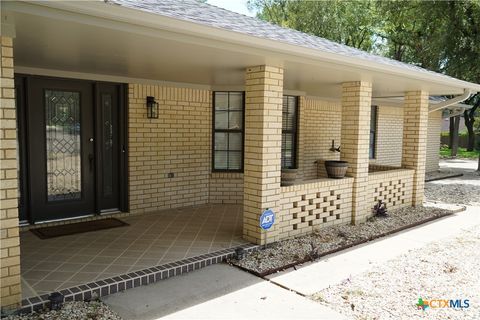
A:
[260, 209, 275, 230]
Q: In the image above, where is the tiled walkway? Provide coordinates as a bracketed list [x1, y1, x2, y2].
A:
[20, 204, 246, 299]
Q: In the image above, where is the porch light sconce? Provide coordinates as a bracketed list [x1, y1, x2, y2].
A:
[146, 96, 159, 119]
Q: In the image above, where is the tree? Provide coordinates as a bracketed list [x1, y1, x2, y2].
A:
[248, 0, 380, 52]
[463, 97, 479, 151]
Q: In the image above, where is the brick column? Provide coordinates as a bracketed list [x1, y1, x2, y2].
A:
[340, 81, 372, 224]
[243, 66, 283, 245]
[0, 36, 21, 310]
[402, 91, 429, 206]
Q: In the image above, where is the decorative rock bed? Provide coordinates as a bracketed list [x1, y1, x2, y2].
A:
[5, 301, 121, 320]
[230, 206, 457, 276]
[311, 225, 480, 320]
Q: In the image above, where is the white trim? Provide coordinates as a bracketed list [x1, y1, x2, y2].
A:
[13, 0, 480, 92]
[15, 66, 212, 90]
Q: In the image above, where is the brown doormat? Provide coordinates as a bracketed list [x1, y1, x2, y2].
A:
[31, 218, 129, 239]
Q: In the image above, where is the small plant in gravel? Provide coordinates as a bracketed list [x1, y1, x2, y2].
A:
[372, 200, 388, 217]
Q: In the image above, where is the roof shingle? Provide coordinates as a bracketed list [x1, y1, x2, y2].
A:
[106, 0, 464, 84]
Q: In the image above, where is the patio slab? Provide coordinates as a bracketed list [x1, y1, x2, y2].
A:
[20, 204, 246, 299]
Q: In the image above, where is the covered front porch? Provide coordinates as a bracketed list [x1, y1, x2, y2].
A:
[20, 204, 246, 300]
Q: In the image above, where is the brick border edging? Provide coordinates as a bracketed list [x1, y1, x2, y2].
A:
[231, 209, 464, 278]
[16, 244, 259, 315]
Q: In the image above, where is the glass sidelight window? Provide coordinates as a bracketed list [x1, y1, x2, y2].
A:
[282, 96, 298, 169]
[369, 105, 378, 159]
[213, 92, 244, 171]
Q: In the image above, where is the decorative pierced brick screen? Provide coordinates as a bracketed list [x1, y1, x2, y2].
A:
[367, 169, 414, 213]
[278, 178, 354, 239]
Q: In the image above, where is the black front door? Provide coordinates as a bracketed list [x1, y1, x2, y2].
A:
[20, 76, 126, 223]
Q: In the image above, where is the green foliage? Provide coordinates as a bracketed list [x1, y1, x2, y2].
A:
[248, 0, 380, 52]
[440, 146, 480, 158]
[249, 0, 480, 84]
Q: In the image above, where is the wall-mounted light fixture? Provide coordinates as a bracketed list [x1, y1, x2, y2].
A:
[146, 96, 159, 119]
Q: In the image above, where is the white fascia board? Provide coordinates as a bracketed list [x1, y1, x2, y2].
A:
[15, 1, 480, 92]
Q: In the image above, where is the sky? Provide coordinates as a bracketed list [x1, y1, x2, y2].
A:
[206, 0, 256, 17]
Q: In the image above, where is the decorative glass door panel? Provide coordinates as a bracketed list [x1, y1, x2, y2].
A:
[45, 90, 82, 202]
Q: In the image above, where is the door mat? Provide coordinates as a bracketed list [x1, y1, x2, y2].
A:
[31, 218, 129, 239]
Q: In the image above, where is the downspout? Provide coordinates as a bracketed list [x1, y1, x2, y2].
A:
[429, 89, 472, 113]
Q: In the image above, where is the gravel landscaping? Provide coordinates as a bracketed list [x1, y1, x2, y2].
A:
[5, 301, 122, 320]
[425, 169, 480, 206]
[311, 224, 480, 320]
[230, 206, 454, 275]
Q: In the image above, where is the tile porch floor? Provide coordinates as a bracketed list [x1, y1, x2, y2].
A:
[20, 204, 246, 299]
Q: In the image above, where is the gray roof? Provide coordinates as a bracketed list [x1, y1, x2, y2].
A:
[106, 0, 461, 83]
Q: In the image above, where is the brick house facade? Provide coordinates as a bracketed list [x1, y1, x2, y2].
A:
[1, 0, 478, 311]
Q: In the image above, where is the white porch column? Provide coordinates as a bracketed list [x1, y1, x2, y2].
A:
[402, 91, 429, 206]
[243, 65, 283, 245]
[340, 81, 373, 224]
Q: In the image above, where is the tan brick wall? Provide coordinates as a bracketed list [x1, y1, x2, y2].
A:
[370, 106, 403, 167]
[367, 169, 414, 214]
[340, 81, 373, 223]
[426, 111, 442, 172]
[209, 172, 243, 204]
[402, 91, 429, 205]
[0, 36, 21, 310]
[298, 97, 341, 180]
[278, 178, 353, 239]
[128, 84, 211, 213]
[243, 65, 283, 244]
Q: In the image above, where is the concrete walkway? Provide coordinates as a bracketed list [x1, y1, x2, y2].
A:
[102, 263, 346, 320]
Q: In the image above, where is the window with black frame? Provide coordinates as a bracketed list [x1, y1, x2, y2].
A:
[213, 92, 244, 171]
[369, 105, 378, 159]
[282, 96, 298, 169]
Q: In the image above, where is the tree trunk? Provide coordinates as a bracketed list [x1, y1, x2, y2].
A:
[478, 155, 480, 171]
[449, 117, 455, 148]
[464, 109, 476, 151]
[451, 115, 460, 156]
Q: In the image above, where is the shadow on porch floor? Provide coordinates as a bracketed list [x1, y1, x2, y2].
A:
[20, 204, 246, 299]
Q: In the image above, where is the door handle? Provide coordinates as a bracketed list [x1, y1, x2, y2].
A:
[89, 154, 94, 172]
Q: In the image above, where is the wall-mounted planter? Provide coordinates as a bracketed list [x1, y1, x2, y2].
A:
[281, 169, 298, 186]
[324, 160, 349, 179]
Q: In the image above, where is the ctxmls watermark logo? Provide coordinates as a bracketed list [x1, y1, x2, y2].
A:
[416, 297, 470, 310]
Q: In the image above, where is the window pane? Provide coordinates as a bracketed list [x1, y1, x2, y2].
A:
[288, 96, 296, 113]
[283, 133, 293, 150]
[215, 110, 228, 129]
[215, 92, 228, 111]
[229, 92, 243, 110]
[229, 132, 242, 151]
[228, 151, 242, 169]
[228, 111, 242, 129]
[215, 132, 228, 150]
[214, 151, 228, 169]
